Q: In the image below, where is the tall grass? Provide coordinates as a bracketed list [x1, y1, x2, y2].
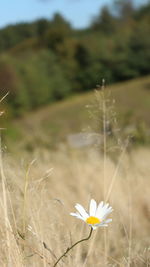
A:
[0, 145, 149, 266]
[0, 88, 149, 266]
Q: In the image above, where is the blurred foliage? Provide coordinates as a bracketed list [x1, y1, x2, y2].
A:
[0, 0, 150, 118]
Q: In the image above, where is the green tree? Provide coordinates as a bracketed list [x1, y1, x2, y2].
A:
[44, 13, 72, 52]
[91, 6, 117, 34]
[128, 16, 150, 76]
[36, 19, 50, 38]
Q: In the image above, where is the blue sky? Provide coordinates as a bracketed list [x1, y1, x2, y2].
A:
[0, 0, 149, 29]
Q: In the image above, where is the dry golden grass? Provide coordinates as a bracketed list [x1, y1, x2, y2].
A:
[0, 83, 150, 266]
[0, 145, 149, 267]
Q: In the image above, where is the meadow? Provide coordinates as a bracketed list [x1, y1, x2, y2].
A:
[3, 75, 150, 150]
[0, 82, 150, 266]
[0, 145, 149, 266]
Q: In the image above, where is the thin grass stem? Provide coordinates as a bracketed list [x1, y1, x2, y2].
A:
[53, 227, 93, 267]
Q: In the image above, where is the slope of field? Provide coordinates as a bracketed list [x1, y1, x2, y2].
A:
[2, 75, 150, 150]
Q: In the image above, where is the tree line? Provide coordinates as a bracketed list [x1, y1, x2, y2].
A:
[0, 0, 150, 116]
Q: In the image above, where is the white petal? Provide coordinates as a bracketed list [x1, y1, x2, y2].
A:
[102, 203, 109, 214]
[96, 222, 108, 227]
[70, 212, 85, 221]
[104, 218, 112, 224]
[95, 201, 104, 217]
[75, 204, 89, 220]
[96, 203, 113, 220]
[101, 208, 113, 220]
[89, 199, 97, 216]
[100, 224, 108, 227]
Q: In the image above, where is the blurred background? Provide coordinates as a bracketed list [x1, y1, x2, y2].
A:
[0, 2, 150, 266]
[0, 0, 150, 150]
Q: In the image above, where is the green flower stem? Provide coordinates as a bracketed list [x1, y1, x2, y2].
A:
[53, 227, 93, 267]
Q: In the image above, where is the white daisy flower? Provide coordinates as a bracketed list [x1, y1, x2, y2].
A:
[70, 199, 113, 230]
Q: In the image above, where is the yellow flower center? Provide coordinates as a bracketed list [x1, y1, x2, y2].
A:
[86, 216, 100, 225]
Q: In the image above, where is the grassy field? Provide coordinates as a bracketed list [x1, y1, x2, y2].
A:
[0, 145, 149, 266]
[0, 77, 150, 266]
[2, 75, 150, 150]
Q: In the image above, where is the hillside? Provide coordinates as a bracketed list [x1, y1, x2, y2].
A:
[0, 2, 150, 120]
[2, 76, 150, 150]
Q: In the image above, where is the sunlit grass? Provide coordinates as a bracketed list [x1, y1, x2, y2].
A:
[0, 145, 149, 266]
[0, 80, 150, 266]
